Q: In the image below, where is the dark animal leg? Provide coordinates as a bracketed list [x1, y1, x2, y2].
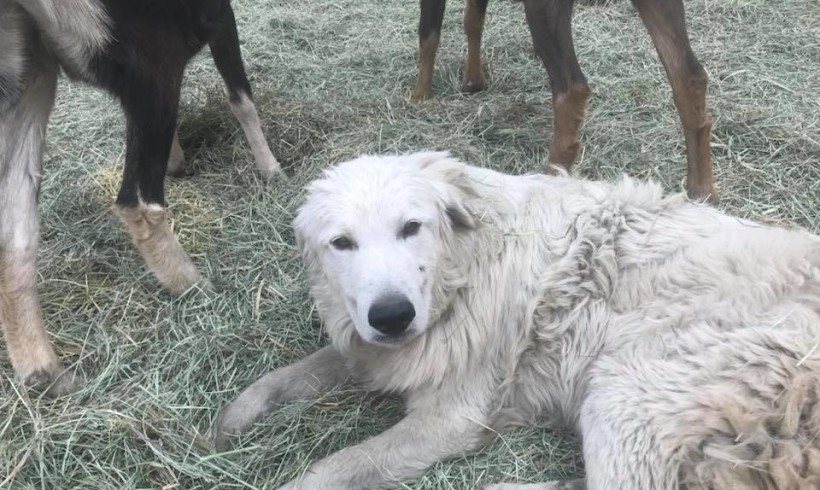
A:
[632, 0, 716, 202]
[114, 69, 208, 294]
[412, 0, 447, 101]
[523, 0, 590, 172]
[462, 0, 490, 93]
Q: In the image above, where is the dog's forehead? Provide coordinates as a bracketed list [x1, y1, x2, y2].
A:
[299, 156, 439, 236]
[314, 158, 435, 208]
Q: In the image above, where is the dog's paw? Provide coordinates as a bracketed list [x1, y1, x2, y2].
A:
[213, 394, 269, 451]
[24, 366, 83, 397]
[212, 406, 242, 451]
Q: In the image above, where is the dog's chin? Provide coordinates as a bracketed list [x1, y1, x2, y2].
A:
[360, 327, 423, 348]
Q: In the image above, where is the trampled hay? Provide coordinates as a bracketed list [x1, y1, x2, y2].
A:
[1, 0, 818, 487]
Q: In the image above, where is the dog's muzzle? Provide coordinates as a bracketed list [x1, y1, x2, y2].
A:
[368, 294, 415, 337]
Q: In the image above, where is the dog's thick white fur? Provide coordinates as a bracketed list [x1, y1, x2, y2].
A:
[216, 152, 820, 489]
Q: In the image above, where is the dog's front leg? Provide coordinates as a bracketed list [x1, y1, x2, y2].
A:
[214, 346, 350, 450]
[279, 405, 489, 490]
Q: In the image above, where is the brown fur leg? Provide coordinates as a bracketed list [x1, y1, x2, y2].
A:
[413, 33, 441, 101]
[462, 0, 489, 93]
[115, 203, 209, 294]
[632, 0, 716, 203]
[523, 0, 589, 174]
[549, 83, 590, 170]
[412, 0, 446, 101]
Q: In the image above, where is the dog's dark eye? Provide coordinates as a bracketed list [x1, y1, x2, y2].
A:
[330, 236, 355, 250]
[400, 220, 422, 239]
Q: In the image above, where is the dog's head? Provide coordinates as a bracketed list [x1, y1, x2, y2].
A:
[294, 152, 476, 348]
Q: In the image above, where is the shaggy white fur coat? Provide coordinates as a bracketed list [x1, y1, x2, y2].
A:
[218, 152, 820, 489]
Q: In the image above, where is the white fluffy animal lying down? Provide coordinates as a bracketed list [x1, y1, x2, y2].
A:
[216, 152, 820, 490]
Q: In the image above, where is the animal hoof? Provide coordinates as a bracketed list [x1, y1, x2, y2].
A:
[411, 87, 434, 102]
[546, 161, 573, 176]
[687, 185, 719, 205]
[259, 165, 287, 182]
[24, 367, 83, 397]
[256, 155, 283, 181]
[166, 165, 188, 178]
[461, 77, 486, 94]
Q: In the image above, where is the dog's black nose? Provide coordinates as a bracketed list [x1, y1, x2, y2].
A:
[368, 295, 415, 336]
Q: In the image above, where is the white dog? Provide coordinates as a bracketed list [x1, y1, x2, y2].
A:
[215, 152, 820, 489]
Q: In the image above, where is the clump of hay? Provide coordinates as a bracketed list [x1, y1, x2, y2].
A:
[1, 0, 817, 488]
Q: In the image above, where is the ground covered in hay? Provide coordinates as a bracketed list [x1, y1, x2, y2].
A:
[1, 0, 819, 488]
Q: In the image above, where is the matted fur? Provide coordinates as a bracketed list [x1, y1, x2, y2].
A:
[217, 152, 820, 489]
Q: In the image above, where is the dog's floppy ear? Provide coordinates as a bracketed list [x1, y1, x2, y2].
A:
[410, 151, 477, 231]
[293, 203, 325, 285]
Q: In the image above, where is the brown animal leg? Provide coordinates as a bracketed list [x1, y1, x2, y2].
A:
[551, 83, 591, 169]
[632, 0, 716, 202]
[462, 0, 490, 93]
[523, 0, 590, 172]
[0, 34, 79, 396]
[412, 0, 447, 101]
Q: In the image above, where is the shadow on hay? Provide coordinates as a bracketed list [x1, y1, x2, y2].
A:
[175, 88, 332, 176]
